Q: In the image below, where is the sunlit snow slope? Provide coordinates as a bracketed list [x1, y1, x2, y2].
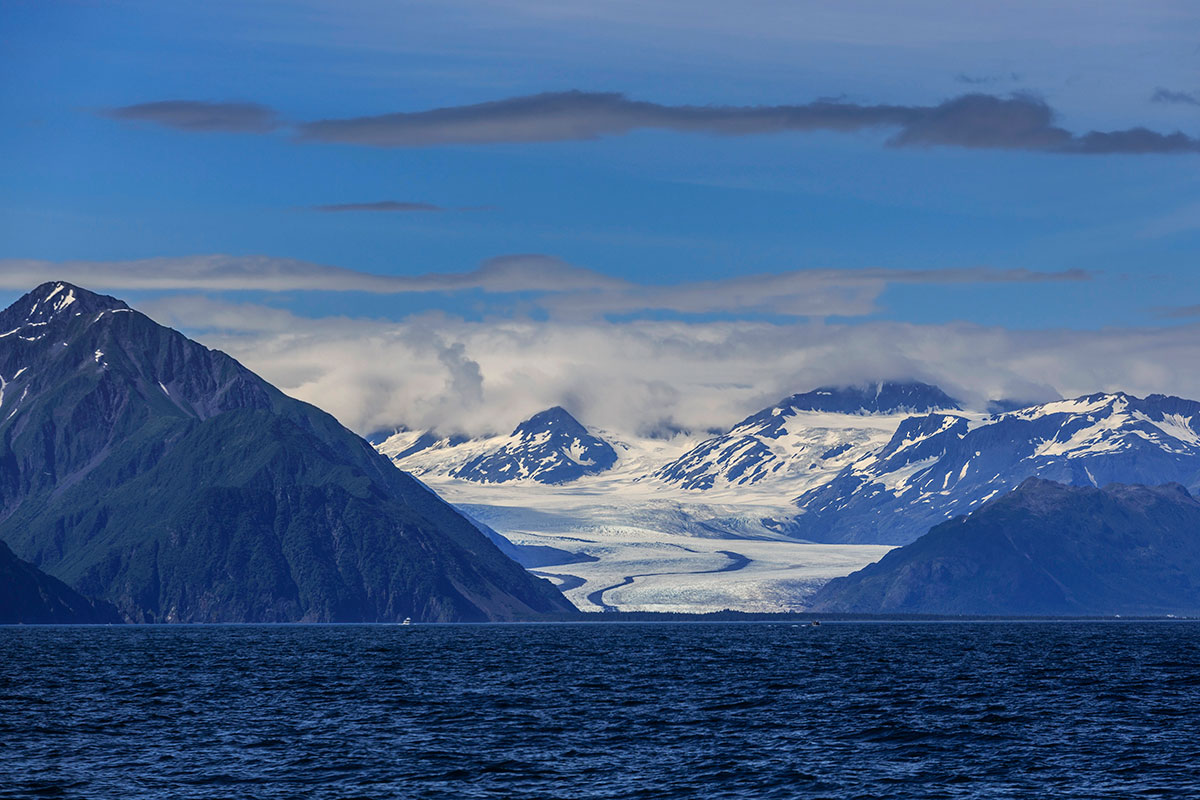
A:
[791, 392, 1200, 544]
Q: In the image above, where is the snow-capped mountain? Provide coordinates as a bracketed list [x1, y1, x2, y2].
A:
[790, 392, 1200, 545]
[371, 381, 1200, 612]
[653, 382, 960, 492]
[379, 406, 618, 484]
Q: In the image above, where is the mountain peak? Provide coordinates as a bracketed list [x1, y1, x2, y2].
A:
[1080, 391, 1131, 403]
[454, 406, 617, 484]
[6, 282, 130, 327]
[513, 405, 588, 438]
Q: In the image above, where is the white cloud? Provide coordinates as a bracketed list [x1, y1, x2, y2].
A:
[0, 255, 1085, 320]
[141, 295, 1200, 438]
[0, 254, 624, 294]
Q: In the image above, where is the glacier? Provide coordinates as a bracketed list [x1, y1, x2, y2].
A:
[375, 382, 1200, 611]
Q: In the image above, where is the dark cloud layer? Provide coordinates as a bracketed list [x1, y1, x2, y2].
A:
[102, 101, 279, 133]
[313, 201, 446, 212]
[1151, 303, 1200, 320]
[294, 91, 1200, 154]
[103, 91, 1200, 154]
[1151, 88, 1199, 107]
[954, 73, 1020, 85]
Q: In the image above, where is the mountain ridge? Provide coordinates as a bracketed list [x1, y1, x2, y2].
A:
[652, 381, 959, 492]
[809, 478, 1200, 615]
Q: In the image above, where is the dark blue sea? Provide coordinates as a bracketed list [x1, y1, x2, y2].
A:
[3, 622, 1200, 799]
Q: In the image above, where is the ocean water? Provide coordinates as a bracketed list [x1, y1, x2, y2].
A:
[2, 622, 1199, 799]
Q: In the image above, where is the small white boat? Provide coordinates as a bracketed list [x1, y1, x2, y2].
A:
[401, 617, 412, 626]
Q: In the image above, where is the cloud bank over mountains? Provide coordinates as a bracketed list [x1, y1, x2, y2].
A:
[0, 259, 1186, 440]
[142, 294, 1200, 439]
[0, 254, 1129, 437]
[103, 91, 1200, 155]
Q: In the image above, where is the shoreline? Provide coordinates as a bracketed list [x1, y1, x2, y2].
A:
[3, 614, 1198, 627]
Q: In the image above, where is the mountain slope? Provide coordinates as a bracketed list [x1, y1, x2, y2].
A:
[0, 282, 573, 622]
[809, 478, 1200, 616]
[653, 381, 960, 492]
[791, 392, 1200, 544]
[0, 539, 121, 624]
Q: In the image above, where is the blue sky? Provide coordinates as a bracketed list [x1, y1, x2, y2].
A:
[3, 1, 1200, 432]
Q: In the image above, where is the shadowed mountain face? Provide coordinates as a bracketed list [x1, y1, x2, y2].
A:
[0, 283, 574, 623]
[746, 382, 961, 421]
[809, 478, 1200, 616]
[0, 539, 121, 624]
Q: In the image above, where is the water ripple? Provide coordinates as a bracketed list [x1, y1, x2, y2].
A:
[2, 622, 1200, 798]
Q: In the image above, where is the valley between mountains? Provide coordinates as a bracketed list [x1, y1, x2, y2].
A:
[376, 382, 1200, 612]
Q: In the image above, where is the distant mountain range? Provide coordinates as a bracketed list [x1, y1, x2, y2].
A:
[0, 283, 573, 623]
[790, 392, 1200, 544]
[652, 382, 959, 491]
[810, 478, 1200, 616]
[382, 382, 1200, 549]
[380, 381, 961, 493]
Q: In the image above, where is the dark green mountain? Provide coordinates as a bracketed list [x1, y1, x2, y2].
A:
[0, 282, 574, 622]
[0, 539, 121, 624]
[809, 478, 1200, 616]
